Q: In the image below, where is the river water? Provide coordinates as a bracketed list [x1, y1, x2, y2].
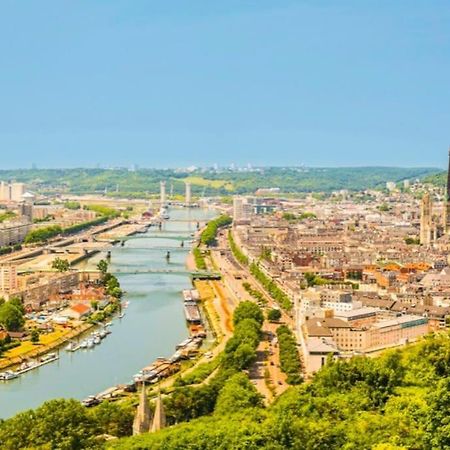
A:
[0, 207, 217, 419]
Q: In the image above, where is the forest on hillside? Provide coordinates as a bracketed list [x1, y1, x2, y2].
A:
[110, 332, 450, 450]
[0, 166, 439, 197]
[2, 301, 450, 449]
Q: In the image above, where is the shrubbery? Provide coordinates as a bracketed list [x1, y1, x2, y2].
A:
[276, 325, 302, 385]
[192, 247, 207, 270]
[24, 225, 62, 244]
[242, 282, 267, 305]
[228, 231, 249, 265]
[250, 262, 292, 311]
[200, 215, 232, 246]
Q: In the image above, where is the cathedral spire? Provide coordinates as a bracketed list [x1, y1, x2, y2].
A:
[132, 383, 153, 435]
[445, 147, 450, 234]
[151, 390, 166, 433]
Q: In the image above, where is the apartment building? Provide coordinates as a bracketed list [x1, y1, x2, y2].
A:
[0, 219, 32, 247]
[0, 264, 18, 295]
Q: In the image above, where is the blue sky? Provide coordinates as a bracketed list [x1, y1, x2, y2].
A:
[0, 1, 449, 168]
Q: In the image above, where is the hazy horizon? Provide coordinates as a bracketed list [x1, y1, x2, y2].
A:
[0, 164, 444, 171]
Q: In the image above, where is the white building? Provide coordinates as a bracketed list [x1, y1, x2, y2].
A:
[233, 196, 252, 223]
[160, 181, 166, 206]
[386, 181, 396, 192]
[185, 182, 192, 206]
[0, 182, 27, 202]
[10, 183, 25, 202]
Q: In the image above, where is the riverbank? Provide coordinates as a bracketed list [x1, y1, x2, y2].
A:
[0, 322, 93, 371]
[0, 207, 220, 419]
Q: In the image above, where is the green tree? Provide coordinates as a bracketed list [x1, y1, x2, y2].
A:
[267, 308, 282, 322]
[51, 257, 70, 272]
[30, 329, 40, 344]
[214, 373, 263, 415]
[97, 259, 109, 275]
[0, 399, 98, 450]
[88, 401, 134, 438]
[233, 301, 264, 327]
[0, 301, 25, 331]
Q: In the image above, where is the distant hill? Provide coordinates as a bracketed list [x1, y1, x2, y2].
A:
[0, 166, 440, 197]
[423, 170, 446, 187]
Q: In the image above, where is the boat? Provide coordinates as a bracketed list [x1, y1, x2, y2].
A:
[118, 313, 125, 319]
[40, 352, 59, 363]
[93, 336, 101, 345]
[65, 341, 79, 352]
[17, 360, 38, 374]
[105, 322, 113, 327]
[86, 339, 95, 349]
[0, 370, 19, 381]
[82, 395, 100, 407]
[80, 340, 88, 349]
[99, 329, 107, 339]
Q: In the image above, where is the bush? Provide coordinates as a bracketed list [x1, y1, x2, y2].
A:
[228, 231, 249, 265]
[277, 325, 302, 385]
[250, 263, 292, 311]
[201, 215, 232, 246]
[193, 247, 207, 270]
[267, 308, 281, 322]
[24, 225, 62, 244]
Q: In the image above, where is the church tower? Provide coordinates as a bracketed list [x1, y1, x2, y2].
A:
[445, 148, 450, 234]
[420, 193, 432, 245]
[132, 384, 153, 435]
[151, 391, 166, 433]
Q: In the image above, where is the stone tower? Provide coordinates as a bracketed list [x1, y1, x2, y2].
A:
[420, 193, 432, 245]
[185, 182, 192, 206]
[160, 181, 167, 207]
[151, 391, 166, 433]
[132, 384, 153, 435]
[445, 148, 450, 234]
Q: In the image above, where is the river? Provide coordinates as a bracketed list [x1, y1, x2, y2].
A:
[0, 207, 217, 419]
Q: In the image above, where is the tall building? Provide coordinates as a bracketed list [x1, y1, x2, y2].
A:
[0, 264, 18, 295]
[0, 219, 31, 247]
[420, 193, 432, 245]
[233, 196, 247, 222]
[10, 183, 25, 202]
[132, 384, 152, 435]
[160, 181, 166, 206]
[0, 181, 9, 201]
[445, 148, 450, 234]
[0, 182, 27, 202]
[185, 182, 192, 206]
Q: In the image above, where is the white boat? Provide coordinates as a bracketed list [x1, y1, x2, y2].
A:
[65, 341, 78, 352]
[0, 370, 19, 381]
[99, 330, 107, 339]
[118, 313, 125, 319]
[93, 336, 101, 345]
[82, 395, 100, 407]
[17, 361, 38, 374]
[80, 340, 88, 349]
[40, 353, 58, 363]
[86, 339, 95, 349]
